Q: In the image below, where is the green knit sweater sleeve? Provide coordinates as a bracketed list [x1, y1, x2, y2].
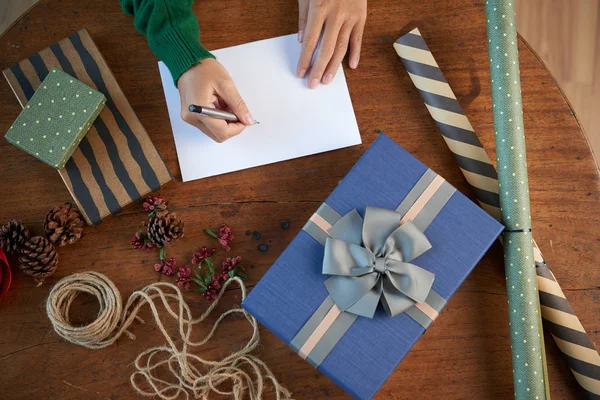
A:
[120, 0, 215, 85]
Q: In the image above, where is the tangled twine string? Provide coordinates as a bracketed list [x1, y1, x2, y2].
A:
[46, 271, 292, 400]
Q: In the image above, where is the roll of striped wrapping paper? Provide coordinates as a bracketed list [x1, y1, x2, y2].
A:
[394, 28, 600, 398]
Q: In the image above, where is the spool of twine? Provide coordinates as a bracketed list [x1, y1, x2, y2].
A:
[46, 271, 292, 400]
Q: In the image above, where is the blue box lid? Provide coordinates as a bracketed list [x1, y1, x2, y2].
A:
[243, 134, 503, 399]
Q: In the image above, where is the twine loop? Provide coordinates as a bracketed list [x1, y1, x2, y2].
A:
[46, 271, 292, 400]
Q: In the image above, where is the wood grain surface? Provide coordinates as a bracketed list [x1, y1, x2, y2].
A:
[0, 0, 598, 399]
[516, 0, 600, 165]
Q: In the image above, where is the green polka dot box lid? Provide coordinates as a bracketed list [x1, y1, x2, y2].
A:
[5, 67, 106, 169]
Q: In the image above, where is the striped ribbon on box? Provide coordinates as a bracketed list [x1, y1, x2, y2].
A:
[291, 168, 454, 367]
[394, 27, 600, 398]
[3, 29, 172, 225]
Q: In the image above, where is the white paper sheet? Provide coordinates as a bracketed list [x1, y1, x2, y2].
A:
[158, 34, 362, 182]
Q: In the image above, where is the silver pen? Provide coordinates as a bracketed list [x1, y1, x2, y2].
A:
[188, 104, 259, 124]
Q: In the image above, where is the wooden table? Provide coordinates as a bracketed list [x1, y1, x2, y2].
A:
[1, 1, 598, 399]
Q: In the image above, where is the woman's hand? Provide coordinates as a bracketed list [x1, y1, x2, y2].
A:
[297, 0, 367, 88]
[178, 59, 254, 143]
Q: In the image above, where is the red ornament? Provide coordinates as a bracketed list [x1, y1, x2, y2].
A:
[0, 249, 11, 301]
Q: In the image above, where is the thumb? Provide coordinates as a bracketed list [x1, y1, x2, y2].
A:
[216, 80, 253, 125]
[298, 0, 309, 42]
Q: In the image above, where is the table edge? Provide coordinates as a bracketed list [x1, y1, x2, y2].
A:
[517, 32, 600, 173]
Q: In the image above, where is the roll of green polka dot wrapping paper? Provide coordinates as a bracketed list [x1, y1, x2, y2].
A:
[5, 67, 106, 169]
[485, 1, 549, 399]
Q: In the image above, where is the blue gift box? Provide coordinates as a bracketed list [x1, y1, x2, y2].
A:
[242, 134, 503, 399]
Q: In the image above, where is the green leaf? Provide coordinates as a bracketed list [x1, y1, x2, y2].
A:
[205, 229, 218, 239]
[228, 270, 235, 278]
[148, 211, 155, 218]
[159, 247, 165, 261]
[206, 258, 215, 274]
[195, 287, 207, 294]
[156, 204, 165, 210]
[203, 273, 212, 286]
[236, 271, 248, 281]
[191, 278, 207, 289]
[193, 270, 202, 279]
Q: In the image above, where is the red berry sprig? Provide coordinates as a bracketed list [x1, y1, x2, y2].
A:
[205, 223, 234, 251]
[188, 247, 247, 301]
[221, 256, 247, 281]
[192, 246, 216, 264]
[143, 196, 168, 217]
[176, 265, 192, 290]
[130, 212, 249, 301]
[154, 257, 177, 276]
[131, 229, 156, 252]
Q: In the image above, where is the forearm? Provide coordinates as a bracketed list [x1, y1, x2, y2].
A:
[120, 0, 215, 85]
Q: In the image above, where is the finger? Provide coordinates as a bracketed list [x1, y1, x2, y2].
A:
[181, 110, 222, 143]
[296, 9, 324, 79]
[298, 0, 309, 42]
[349, 20, 365, 69]
[216, 97, 229, 111]
[181, 102, 245, 143]
[321, 23, 352, 84]
[307, 19, 343, 88]
[199, 117, 246, 143]
[215, 80, 253, 125]
[192, 119, 221, 143]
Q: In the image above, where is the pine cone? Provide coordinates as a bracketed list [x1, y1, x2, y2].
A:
[0, 219, 31, 254]
[44, 204, 84, 247]
[19, 236, 58, 286]
[147, 213, 184, 247]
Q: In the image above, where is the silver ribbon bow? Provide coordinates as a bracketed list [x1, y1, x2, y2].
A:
[323, 206, 435, 318]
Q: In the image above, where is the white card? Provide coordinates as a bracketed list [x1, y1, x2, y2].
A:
[158, 34, 362, 182]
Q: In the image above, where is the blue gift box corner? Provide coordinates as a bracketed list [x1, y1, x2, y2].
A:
[243, 134, 503, 399]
